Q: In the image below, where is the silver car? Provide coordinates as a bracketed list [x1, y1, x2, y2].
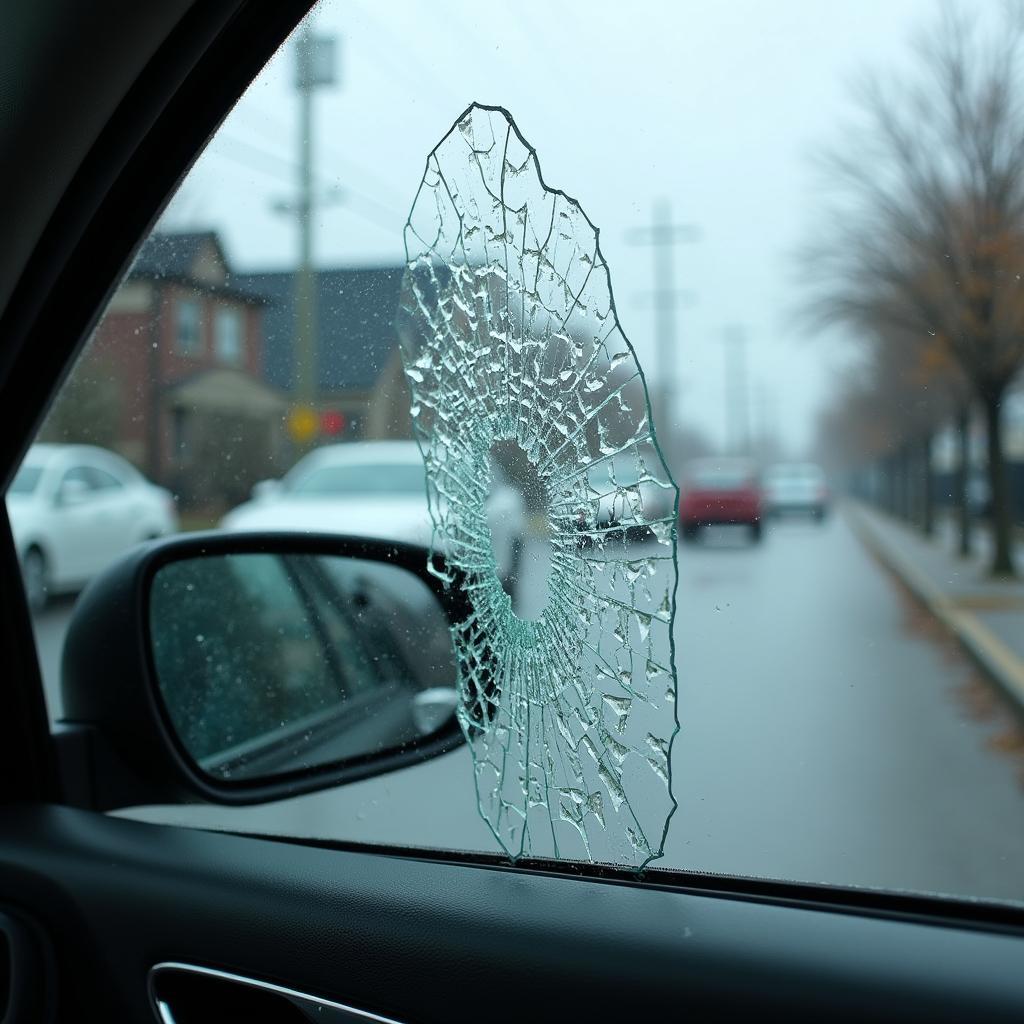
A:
[764, 462, 830, 521]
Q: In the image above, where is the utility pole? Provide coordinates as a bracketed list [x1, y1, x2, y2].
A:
[276, 22, 337, 450]
[626, 199, 699, 457]
[296, 21, 317, 415]
[754, 382, 766, 454]
[723, 325, 750, 456]
[754, 382, 778, 462]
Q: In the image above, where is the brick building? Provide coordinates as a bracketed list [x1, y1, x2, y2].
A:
[42, 231, 286, 509]
[44, 229, 421, 509]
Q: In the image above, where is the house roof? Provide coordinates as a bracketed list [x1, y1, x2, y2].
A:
[231, 266, 406, 394]
[127, 232, 405, 393]
[165, 367, 287, 416]
[130, 231, 225, 279]
[129, 231, 268, 303]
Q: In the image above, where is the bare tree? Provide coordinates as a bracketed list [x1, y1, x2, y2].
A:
[805, 2, 1024, 575]
[816, 341, 944, 523]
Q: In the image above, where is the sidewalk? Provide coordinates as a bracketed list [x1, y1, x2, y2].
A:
[848, 501, 1024, 717]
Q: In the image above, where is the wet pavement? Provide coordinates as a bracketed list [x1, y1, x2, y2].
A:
[33, 506, 1024, 903]
[850, 503, 1024, 715]
[671, 511, 1024, 900]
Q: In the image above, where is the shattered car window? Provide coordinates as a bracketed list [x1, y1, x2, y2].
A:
[397, 105, 679, 867]
[24, 0, 1024, 905]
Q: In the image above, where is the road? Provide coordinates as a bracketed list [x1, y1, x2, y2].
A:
[33, 507, 1024, 903]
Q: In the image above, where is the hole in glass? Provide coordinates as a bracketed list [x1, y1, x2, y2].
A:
[398, 104, 679, 866]
[487, 439, 553, 621]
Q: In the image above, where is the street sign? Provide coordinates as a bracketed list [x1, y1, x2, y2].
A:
[296, 35, 337, 90]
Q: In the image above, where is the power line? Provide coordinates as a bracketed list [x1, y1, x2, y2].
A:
[723, 325, 751, 456]
[207, 138, 403, 235]
[228, 104, 409, 210]
[217, 134, 404, 219]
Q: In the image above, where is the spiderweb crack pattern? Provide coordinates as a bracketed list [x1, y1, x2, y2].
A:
[396, 103, 679, 868]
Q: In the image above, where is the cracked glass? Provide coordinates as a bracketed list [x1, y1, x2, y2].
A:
[396, 105, 680, 868]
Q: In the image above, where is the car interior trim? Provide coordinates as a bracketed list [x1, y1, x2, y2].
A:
[149, 962, 406, 1024]
[2, 804, 1024, 1022]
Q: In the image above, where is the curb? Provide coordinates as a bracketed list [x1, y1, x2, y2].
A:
[846, 504, 1024, 721]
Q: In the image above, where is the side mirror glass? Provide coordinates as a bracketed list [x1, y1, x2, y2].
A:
[149, 551, 459, 783]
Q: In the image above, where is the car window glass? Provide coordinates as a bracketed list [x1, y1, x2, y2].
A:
[87, 467, 125, 491]
[12, 0, 1024, 901]
[686, 465, 752, 489]
[60, 467, 96, 492]
[288, 463, 425, 496]
[8, 465, 43, 495]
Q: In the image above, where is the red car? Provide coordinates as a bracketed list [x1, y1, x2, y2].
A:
[680, 459, 764, 543]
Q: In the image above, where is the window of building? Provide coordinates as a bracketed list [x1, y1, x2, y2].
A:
[214, 307, 244, 365]
[176, 299, 202, 356]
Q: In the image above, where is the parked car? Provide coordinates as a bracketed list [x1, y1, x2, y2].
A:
[221, 440, 526, 581]
[679, 458, 764, 543]
[764, 462, 830, 521]
[6, 443, 178, 609]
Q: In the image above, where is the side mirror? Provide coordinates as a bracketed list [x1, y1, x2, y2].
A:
[57, 533, 471, 809]
[251, 479, 282, 501]
[57, 477, 91, 506]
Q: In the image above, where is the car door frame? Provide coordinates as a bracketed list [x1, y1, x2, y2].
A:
[0, 0, 311, 807]
[1, 2, 1024, 1021]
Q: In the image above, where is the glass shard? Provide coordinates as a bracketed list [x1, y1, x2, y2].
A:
[396, 103, 679, 868]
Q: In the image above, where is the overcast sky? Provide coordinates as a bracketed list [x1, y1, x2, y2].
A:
[163, 0, 955, 454]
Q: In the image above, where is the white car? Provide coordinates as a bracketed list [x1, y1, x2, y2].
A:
[7, 444, 179, 609]
[764, 462, 830, 521]
[221, 441, 526, 580]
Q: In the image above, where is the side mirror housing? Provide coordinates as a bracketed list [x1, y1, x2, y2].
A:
[57, 532, 470, 810]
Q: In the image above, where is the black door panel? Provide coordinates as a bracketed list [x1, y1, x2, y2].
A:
[0, 805, 1022, 1022]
